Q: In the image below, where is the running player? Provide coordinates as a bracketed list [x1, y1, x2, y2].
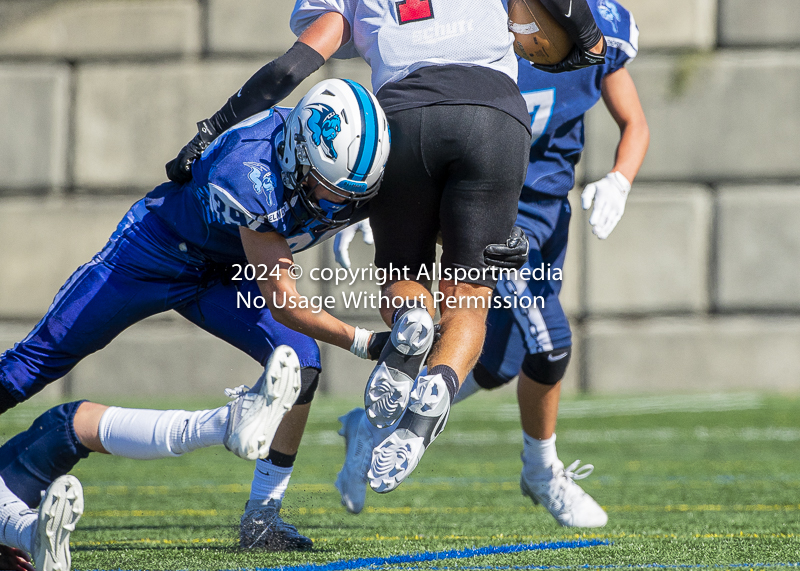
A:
[334, 0, 649, 522]
[165, 0, 607, 495]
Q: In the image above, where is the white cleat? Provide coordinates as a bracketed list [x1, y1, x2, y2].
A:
[334, 408, 372, 514]
[520, 459, 608, 528]
[364, 308, 434, 429]
[32, 475, 84, 571]
[368, 373, 450, 493]
[364, 362, 414, 429]
[224, 345, 301, 461]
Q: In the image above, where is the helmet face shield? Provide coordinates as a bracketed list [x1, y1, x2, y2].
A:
[279, 79, 390, 231]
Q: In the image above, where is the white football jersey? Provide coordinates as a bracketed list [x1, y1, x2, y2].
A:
[291, 0, 518, 92]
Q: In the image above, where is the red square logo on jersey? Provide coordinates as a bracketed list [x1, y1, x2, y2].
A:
[395, 0, 434, 24]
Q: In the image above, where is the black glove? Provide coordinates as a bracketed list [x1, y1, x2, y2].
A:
[484, 226, 529, 270]
[367, 331, 391, 361]
[165, 119, 219, 183]
[533, 38, 606, 74]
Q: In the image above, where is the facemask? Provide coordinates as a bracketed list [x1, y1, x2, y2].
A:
[318, 199, 346, 218]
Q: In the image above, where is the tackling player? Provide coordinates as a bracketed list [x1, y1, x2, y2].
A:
[0, 79, 392, 556]
[333, 0, 649, 522]
[164, 0, 608, 495]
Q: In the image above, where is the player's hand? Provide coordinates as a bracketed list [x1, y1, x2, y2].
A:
[165, 120, 219, 183]
[333, 220, 374, 269]
[581, 171, 631, 239]
[0, 545, 34, 571]
[483, 225, 529, 269]
[534, 38, 606, 73]
[367, 330, 391, 360]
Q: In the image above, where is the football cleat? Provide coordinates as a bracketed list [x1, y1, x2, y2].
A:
[239, 499, 313, 551]
[334, 408, 372, 514]
[32, 475, 84, 571]
[224, 345, 301, 461]
[368, 373, 450, 493]
[364, 307, 435, 429]
[520, 459, 608, 528]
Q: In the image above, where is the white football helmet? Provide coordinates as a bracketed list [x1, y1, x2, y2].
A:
[278, 78, 391, 229]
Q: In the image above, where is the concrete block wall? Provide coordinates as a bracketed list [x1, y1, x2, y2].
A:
[585, 52, 800, 181]
[0, 64, 70, 190]
[620, 0, 717, 49]
[584, 186, 712, 315]
[718, 0, 800, 46]
[0, 1, 201, 58]
[0, 0, 798, 401]
[716, 186, 800, 310]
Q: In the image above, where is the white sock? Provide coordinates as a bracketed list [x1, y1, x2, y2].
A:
[452, 371, 482, 405]
[98, 406, 229, 459]
[522, 432, 559, 475]
[0, 476, 36, 553]
[168, 408, 229, 455]
[248, 460, 293, 508]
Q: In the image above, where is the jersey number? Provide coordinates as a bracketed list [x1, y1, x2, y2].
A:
[395, 0, 434, 24]
[522, 88, 555, 145]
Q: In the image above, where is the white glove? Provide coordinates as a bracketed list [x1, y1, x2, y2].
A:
[333, 219, 374, 269]
[580, 171, 631, 240]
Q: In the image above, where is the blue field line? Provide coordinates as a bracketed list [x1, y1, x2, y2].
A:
[394, 563, 800, 570]
[251, 539, 608, 571]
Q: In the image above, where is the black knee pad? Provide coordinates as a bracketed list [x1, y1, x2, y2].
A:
[0, 400, 91, 507]
[521, 347, 571, 386]
[472, 362, 513, 390]
[295, 367, 320, 405]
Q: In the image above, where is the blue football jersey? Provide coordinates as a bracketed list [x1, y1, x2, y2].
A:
[145, 109, 365, 263]
[516, 0, 638, 212]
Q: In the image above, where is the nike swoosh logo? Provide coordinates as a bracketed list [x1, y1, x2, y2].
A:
[547, 352, 568, 362]
[565, 0, 572, 18]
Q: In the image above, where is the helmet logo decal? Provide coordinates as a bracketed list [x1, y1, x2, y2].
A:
[244, 162, 276, 205]
[597, 0, 620, 33]
[305, 103, 341, 160]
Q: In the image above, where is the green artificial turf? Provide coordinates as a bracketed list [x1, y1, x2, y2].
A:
[2, 391, 799, 570]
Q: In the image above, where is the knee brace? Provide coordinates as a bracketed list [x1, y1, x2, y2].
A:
[472, 362, 514, 390]
[521, 347, 571, 386]
[0, 400, 91, 507]
[294, 367, 320, 406]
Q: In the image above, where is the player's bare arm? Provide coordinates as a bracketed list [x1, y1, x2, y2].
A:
[601, 67, 650, 183]
[239, 227, 357, 353]
[297, 10, 350, 59]
[582, 67, 650, 239]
